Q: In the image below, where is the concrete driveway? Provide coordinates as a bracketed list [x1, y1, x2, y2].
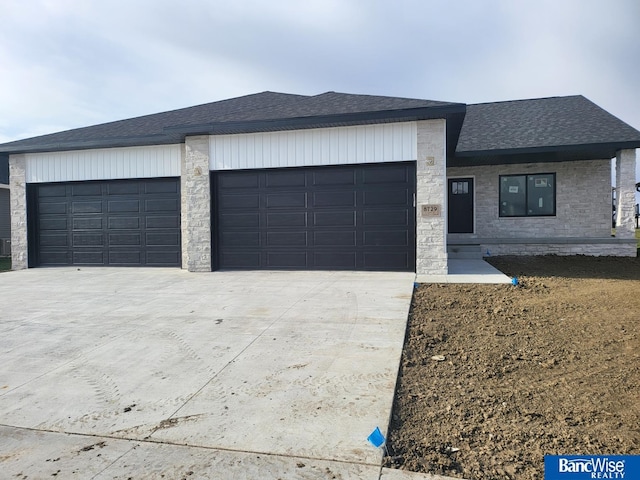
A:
[0, 268, 426, 479]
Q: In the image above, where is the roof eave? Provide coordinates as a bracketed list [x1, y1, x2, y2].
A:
[0, 134, 180, 155]
[451, 141, 640, 166]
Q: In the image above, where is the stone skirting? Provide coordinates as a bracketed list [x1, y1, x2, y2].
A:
[473, 239, 637, 257]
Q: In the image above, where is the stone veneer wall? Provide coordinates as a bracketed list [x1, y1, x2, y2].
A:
[448, 158, 636, 257]
[416, 119, 448, 275]
[615, 149, 636, 238]
[9, 155, 27, 270]
[181, 137, 212, 271]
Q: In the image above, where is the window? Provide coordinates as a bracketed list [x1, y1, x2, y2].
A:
[499, 173, 555, 217]
[451, 180, 469, 195]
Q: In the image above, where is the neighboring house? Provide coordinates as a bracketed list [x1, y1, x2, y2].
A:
[0, 91, 638, 274]
[0, 155, 10, 256]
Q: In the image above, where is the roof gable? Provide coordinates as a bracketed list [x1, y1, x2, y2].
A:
[454, 95, 640, 164]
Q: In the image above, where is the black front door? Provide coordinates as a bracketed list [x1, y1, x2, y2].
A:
[448, 178, 474, 234]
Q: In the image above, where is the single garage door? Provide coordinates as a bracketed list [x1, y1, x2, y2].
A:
[29, 178, 181, 267]
[213, 162, 416, 271]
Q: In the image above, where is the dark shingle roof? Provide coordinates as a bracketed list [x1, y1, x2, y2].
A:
[2, 92, 638, 163]
[0, 91, 464, 154]
[454, 95, 640, 165]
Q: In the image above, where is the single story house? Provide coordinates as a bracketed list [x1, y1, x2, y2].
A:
[0, 91, 638, 275]
[0, 156, 10, 256]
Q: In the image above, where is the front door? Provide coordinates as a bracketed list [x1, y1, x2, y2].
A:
[448, 178, 474, 234]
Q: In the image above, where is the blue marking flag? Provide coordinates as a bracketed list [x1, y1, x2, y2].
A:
[367, 427, 385, 448]
[545, 455, 640, 480]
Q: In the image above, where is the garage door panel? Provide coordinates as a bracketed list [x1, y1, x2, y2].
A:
[145, 180, 179, 194]
[146, 250, 180, 266]
[146, 232, 180, 246]
[364, 252, 409, 269]
[363, 166, 408, 184]
[145, 198, 178, 212]
[71, 183, 102, 196]
[312, 170, 355, 186]
[363, 189, 409, 206]
[109, 233, 141, 246]
[364, 230, 408, 246]
[73, 251, 105, 264]
[221, 232, 260, 247]
[108, 183, 140, 195]
[312, 191, 355, 207]
[72, 201, 102, 214]
[313, 211, 355, 227]
[266, 231, 307, 247]
[220, 213, 259, 228]
[38, 185, 67, 197]
[363, 210, 408, 226]
[109, 251, 141, 265]
[266, 192, 306, 208]
[75, 218, 103, 230]
[40, 251, 70, 265]
[40, 234, 68, 247]
[30, 178, 180, 267]
[108, 200, 140, 213]
[221, 252, 261, 268]
[109, 217, 139, 229]
[40, 218, 67, 231]
[73, 233, 104, 246]
[220, 194, 259, 209]
[39, 202, 67, 214]
[146, 216, 179, 229]
[267, 252, 307, 268]
[314, 252, 356, 269]
[314, 231, 356, 246]
[266, 171, 306, 187]
[215, 162, 415, 271]
[267, 212, 307, 227]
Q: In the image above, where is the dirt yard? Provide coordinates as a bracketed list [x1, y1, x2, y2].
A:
[384, 255, 640, 480]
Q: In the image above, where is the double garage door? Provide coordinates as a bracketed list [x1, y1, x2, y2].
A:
[29, 163, 416, 271]
[29, 178, 181, 267]
[214, 162, 416, 271]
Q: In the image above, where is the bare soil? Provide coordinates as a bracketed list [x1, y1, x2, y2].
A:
[384, 255, 640, 480]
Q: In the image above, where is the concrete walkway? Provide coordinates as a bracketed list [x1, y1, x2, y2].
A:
[0, 268, 453, 479]
[416, 259, 512, 284]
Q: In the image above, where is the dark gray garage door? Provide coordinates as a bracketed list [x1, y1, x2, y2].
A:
[28, 178, 181, 267]
[213, 162, 415, 271]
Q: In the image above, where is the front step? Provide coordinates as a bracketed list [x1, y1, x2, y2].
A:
[447, 244, 483, 260]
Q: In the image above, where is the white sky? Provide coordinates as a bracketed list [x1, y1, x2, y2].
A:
[1, 0, 639, 186]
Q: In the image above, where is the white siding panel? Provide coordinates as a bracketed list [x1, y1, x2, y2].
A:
[209, 122, 417, 170]
[25, 145, 181, 183]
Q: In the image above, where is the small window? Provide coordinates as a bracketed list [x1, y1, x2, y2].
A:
[499, 173, 555, 217]
[451, 180, 469, 195]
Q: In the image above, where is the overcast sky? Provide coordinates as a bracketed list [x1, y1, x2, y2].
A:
[1, 0, 639, 182]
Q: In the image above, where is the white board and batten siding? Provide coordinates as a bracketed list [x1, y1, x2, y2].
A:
[23, 123, 419, 183]
[25, 145, 181, 184]
[209, 122, 418, 170]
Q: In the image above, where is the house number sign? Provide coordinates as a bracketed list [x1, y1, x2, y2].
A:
[421, 204, 442, 217]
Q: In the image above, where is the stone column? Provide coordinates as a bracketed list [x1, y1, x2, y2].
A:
[9, 155, 28, 270]
[416, 119, 448, 275]
[615, 149, 636, 238]
[181, 136, 212, 272]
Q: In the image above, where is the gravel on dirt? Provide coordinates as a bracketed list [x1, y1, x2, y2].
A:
[384, 255, 640, 480]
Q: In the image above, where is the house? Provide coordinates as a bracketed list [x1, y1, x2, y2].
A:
[0, 91, 638, 274]
[0, 155, 10, 256]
